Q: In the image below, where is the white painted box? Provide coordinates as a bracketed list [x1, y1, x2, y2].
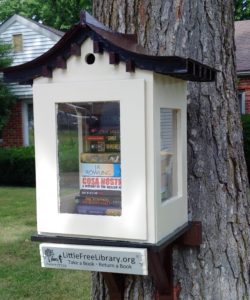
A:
[32, 38, 188, 244]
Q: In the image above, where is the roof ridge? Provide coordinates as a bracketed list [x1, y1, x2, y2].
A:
[0, 13, 64, 37]
[80, 10, 137, 42]
[80, 11, 113, 32]
[1, 12, 216, 83]
[16, 14, 64, 37]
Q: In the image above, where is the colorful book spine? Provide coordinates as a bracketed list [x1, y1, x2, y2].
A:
[90, 128, 119, 135]
[85, 135, 119, 142]
[75, 195, 121, 207]
[79, 189, 121, 197]
[80, 153, 120, 164]
[81, 163, 121, 177]
[85, 136, 105, 141]
[105, 135, 119, 142]
[88, 141, 120, 153]
[80, 176, 121, 191]
[75, 204, 121, 216]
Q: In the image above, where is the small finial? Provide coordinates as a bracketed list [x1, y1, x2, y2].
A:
[80, 10, 86, 24]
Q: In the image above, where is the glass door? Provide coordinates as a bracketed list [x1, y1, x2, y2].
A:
[57, 101, 122, 216]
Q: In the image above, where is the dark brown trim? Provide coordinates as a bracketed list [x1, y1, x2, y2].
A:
[93, 40, 104, 54]
[177, 221, 202, 246]
[1, 12, 216, 83]
[102, 273, 124, 300]
[109, 52, 119, 65]
[126, 59, 135, 72]
[148, 249, 171, 295]
[41, 66, 52, 78]
[71, 43, 81, 56]
[31, 222, 192, 250]
[56, 56, 67, 69]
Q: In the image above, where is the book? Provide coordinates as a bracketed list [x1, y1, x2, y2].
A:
[85, 136, 105, 141]
[75, 204, 121, 216]
[79, 189, 121, 197]
[105, 135, 119, 142]
[75, 195, 121, 207]
[89, 127, 120, 135]
[87, 141, 120, 153]
[85, 135, 119, 142]
[106, 208, 121, 216]
[81, 163, 121, 177]
[80, 153, 120, 164]
[80, 176, 121, 191]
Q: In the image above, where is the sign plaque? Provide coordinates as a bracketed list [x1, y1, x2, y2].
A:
[40, 243, 148, 275]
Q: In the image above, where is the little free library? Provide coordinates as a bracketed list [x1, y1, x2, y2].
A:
[2, 11, 216, 300]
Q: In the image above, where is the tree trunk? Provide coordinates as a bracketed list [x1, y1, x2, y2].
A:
[91, 1, 250, 299]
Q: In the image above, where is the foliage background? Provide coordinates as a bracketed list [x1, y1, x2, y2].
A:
[235, 0, 250, 20]
[0, 147, 35, 186]
[0, 0, 92, 30]
[0, 0, 248, 24]
[241, 114, 250, 181]
[0, 42, 15, 132]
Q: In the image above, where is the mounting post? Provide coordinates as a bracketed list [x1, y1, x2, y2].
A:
[101, 221, 202, 300]
[102, 273, 124, 300]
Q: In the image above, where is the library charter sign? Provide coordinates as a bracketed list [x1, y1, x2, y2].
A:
[40, 243, 148, 275]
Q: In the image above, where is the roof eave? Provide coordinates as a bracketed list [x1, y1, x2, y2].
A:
[1, 14, 216, 84]
[237, 70, 250, 76]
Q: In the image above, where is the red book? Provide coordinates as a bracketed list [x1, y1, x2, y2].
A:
[85, 136, 105, 141]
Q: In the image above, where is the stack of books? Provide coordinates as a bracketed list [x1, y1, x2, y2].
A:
[85, 133, 120, 153]
[75, 189, 121, 216]
[75, 129, 121, 216]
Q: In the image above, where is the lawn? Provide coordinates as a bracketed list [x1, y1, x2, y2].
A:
[0, 187, 91, 300]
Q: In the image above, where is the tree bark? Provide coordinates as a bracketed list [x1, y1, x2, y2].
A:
[92, 1, 250, 299]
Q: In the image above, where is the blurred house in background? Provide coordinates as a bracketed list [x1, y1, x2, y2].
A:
[0, 14, 63, 147]
[235, 20, 250, 114]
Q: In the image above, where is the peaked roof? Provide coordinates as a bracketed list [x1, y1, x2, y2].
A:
[235, 20, 250, 74]
[0, 14, 64, 40]
[1, 11, 216, 84]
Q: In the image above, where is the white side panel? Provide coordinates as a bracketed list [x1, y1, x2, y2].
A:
[33, 79, 147, 241]
[153, 74, 188, 242]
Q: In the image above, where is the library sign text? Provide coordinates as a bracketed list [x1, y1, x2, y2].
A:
[40, 243, 148, 275]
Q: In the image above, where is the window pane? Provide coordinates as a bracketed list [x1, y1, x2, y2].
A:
[12, 34, 23, 52]
[160, 108, 177, 201]
[238, 91, 245, 114]
[57, 101, 121, 216]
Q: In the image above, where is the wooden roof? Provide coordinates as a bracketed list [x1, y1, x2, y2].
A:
[1, 11, 216, 84]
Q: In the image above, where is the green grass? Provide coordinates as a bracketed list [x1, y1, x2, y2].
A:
[0, 187, 91, 300]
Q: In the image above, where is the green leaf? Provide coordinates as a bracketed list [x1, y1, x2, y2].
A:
[0, 0, 92, 30]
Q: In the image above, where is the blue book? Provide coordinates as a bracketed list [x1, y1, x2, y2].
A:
[81, 163, 121, 177]
[75, 204, 121, 216]
[75, 195, 121, 207]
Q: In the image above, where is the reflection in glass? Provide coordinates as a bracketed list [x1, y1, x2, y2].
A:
[160, 108, 177, 201]
[57, 101, 121, 216]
